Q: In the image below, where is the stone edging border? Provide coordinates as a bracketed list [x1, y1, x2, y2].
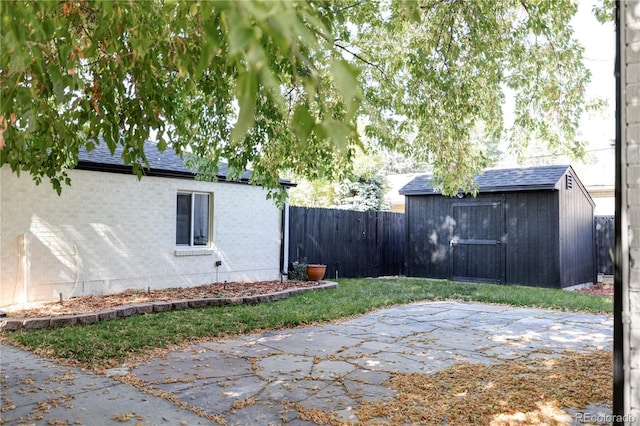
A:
[0, 282, 338, 333]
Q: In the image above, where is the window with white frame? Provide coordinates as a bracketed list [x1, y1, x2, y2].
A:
[176, 192, 211, 246]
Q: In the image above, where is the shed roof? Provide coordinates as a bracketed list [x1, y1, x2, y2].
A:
[399, 165, 572, 195]
[76, 140, 293, 186]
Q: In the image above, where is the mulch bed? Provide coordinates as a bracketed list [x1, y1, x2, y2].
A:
[575, 282, 614, 297]
[1, 280, 320, 319]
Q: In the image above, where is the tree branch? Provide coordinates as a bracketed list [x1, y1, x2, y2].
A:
[336, 0, 368, 13]
[333, 41, 387, 80]
[518, 0, 560, 56]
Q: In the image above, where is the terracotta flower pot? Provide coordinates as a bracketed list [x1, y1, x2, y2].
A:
[306, 264, 327, 281]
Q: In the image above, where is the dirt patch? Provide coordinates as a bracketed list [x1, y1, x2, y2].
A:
[2, 280, 320, 319]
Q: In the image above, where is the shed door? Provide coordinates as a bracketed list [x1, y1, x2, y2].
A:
[450, 200, 505, 283]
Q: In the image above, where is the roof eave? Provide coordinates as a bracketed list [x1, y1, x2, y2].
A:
[76, 161, 198, 180]
[75, 160, 296, 187]
[400, 185, 559, 196]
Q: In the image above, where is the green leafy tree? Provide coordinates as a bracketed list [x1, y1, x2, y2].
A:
[289, 140, 390, 210]
[333, 172, 390, 211]
[288, 178, 338, 209]
[289, 169, 390, 211]
[1, 0, 596, 198]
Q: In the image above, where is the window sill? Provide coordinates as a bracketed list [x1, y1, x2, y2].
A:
[174, 247, 215, 257]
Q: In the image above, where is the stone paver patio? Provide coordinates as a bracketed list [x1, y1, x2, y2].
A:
[1, 301, 613, 425]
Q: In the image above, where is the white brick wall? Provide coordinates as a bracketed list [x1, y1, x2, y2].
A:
[624, 1, 640, 420]
[0, 166, 283, 307]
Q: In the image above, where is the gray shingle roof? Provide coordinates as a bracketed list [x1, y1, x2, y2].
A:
[399, 165, 572, 195]
[77, 140, 292, 185]
[77, 141, 190, 172]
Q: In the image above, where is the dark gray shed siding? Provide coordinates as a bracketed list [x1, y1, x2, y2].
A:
[401, 165, 595, 288]
[558, 170, 597, 287]
[503, 190, 560, 287]
[404, 195, 452, 279]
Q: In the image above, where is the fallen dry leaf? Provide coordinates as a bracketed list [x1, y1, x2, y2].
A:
[356, 349, 612, 425]
[111, 412, 135, 422]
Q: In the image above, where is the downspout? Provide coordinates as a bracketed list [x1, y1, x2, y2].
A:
[19, 233, 29, 308]
[70, 243, 82, 298]
[613, 0, 630, 418]
[280, 198, 290, 280]
[0, 167, 2, 311]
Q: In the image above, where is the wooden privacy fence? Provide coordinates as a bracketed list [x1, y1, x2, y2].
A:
[288, 206, 405, 279]
[595, 215, 614, 276]
[289, 208, 613, 281]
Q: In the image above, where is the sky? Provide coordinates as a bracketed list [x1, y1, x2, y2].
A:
[557, 1, 616, 190]
[574, 1, 616, 109]
[568, 0, 616, 215]
[495, 1, 616, 213]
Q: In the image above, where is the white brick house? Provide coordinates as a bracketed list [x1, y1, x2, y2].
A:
[619, 1, 640, 420]
[0, 143, 291, 308]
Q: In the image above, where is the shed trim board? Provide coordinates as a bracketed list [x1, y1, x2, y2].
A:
[400, 165, 596, 289]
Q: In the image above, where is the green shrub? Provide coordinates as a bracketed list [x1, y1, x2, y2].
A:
[288, 260, 308, 280]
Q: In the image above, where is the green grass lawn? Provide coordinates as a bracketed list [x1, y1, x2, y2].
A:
[2, 277, 612, 368]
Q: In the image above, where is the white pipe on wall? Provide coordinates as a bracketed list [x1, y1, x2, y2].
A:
[282, 199, 290, 275]
[19, 233, 29, 308]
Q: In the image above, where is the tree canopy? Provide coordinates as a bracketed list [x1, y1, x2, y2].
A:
[289, 143, 391, 211]
[1, 0, 598, 199]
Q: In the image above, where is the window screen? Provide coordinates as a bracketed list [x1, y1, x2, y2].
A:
[193, 193, 209, 246]
[176, 193, 192, 245]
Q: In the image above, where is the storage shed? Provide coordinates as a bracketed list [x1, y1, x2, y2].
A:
[399, 165, 596, 288]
